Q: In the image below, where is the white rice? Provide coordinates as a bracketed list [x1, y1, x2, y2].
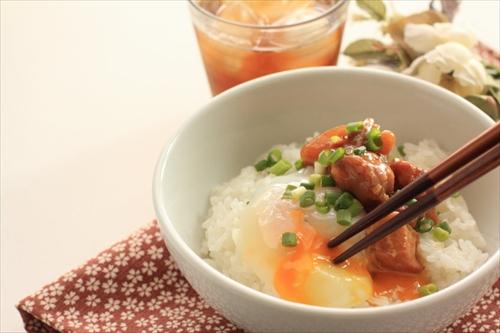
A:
[201, 140, 488, 299]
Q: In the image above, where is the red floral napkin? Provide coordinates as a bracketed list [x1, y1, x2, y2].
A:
[17, 221, 499, 333]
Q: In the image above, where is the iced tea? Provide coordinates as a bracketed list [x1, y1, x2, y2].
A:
[190, 0, 348, 95]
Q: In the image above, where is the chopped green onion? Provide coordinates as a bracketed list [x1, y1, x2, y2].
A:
[330, 135, 342, 143]
[291, 186, 307, 200]
[437, 221, 452, 234]
[334, 192, 354, 210]
[432, 226, 450, 242]
[300, 182, 315, 190]
[281, 232, 298, 247]
[336, 209, 352, 226]
[294, 159, 304, 170]
[314, 161, 326, 174]
[254, 159, 269, 172]
[320, 175, 335, 187]
[269, 160, 292, 176]
[325, 191, 342, 206]
[330, 147, 345, 164]
[348, 199, 364, 217]
[397, 144, 406, 157]
[282, 185, 297, 199]
[318, 150, 334, 166]
[353, 146, 366, 156]
[309, 174, 322, 187]
[406, 198, 418, 206]
[267, 148, 282, 166]
[346, 121, 364, 134]
[452, 192, 461, 198]
[299, 190, 316, 208]
[315, 201, 330, 214]
[418, 283, 438, 297]
[415, 218, 433, 233]
[366, 127, 381, 152]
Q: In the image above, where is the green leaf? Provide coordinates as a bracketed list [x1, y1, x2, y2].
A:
[485, 64, 500, 79]
[486, 84, 500, 105]
[344, 39, 409, 70]
[343, 39, 387, 60]
[465, 95, 499, 120]
[356, 0, 386, 21]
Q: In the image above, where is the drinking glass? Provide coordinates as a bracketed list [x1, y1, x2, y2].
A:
[189, 0, 349, 95]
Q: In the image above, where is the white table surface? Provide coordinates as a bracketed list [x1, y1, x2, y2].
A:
[1, 1, 498, 331]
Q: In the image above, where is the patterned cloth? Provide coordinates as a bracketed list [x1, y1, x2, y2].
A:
[17, 221, 499, 333]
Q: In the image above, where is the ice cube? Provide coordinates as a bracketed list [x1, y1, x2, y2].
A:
[266, 7, 332, 49]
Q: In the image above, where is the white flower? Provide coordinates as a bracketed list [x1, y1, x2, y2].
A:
[85, 294, 101, 307]
[85, 277, 101, 292]
[102, 279, 118, 294]
[141, 261, 157, 276]
[40, 296, 57, 310]
[64, 307, 80, 320]
[126, 269, 143, 284]
[104, 298, 121, 312]
[404, 42, 488, 96]
[22, 299, 35, 312]
[63, 291, 79, 305]
[103, 265, 119, 279]
[147, 245, 163, 260]
[85, 264, 101, 276]
[404, 22, 476, 54]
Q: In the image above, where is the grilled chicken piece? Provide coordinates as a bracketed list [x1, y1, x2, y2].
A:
[331, 152, 395, 209]
[366, 212, 424, 274]
[390, 159, 424, 189]
[390, 159, 439, 224]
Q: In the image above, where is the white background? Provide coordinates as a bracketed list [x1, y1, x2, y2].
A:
[1, 1, 499, 331]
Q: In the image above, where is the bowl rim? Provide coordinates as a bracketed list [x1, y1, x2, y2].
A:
[153, 67, 499, 316]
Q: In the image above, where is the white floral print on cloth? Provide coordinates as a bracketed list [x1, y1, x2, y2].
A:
[17, 221, 499, 333]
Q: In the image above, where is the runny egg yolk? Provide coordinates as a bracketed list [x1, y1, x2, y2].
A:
[273, 209, 427, 307]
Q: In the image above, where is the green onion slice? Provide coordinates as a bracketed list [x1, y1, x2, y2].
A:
[432, 226, 450, 242]
[300, 182, 315, 190]
[418, 283, 438, 297]
[320, 175, 335, 187]
[334, 192, 354, 210]
[366, 127, 382, 152]
[336, 209, 352, 226]
[415, 218, 433, 233]
[397, 144, 406, 157]
[348, 199, 364, 217]
[267, 148, 282, 166]
[281, 232, 298, 247]
[346, 121, 364, 134]
[325, 191, 342, 206]
[406, 198, 418, 206]
[269, 160, 292, 176]
[318, 150, 334, 166]
[254, 159, 269, 172]
[353, 146, 366, 156]
[330, 147, 345, 164]
[315, 200, 330, 214]
[437, 221, 452, 234]
[309, 174, 322, 187]
[299, 190, 316, 208]
[282, 184, 297, 199]
[294, 159, 304, 170]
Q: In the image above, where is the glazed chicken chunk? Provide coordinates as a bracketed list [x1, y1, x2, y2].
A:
[330, 152, 395, 209]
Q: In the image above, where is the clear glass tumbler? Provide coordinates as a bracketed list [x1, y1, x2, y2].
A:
[189, 0, 349, 95]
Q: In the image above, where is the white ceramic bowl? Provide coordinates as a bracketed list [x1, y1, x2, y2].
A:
[153, 68, 499, 333]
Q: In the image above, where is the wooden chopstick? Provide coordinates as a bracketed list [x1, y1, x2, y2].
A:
[332, 142, 500, 264]
[327, 122, 500, 249]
